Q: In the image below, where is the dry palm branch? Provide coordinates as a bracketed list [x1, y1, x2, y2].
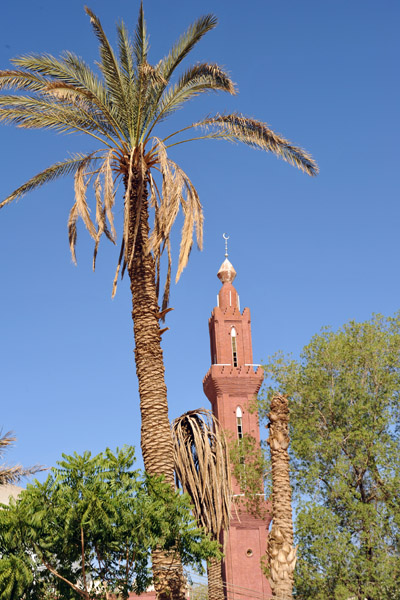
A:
[0, 432, 43, 486]
[172, 409, 231, 600]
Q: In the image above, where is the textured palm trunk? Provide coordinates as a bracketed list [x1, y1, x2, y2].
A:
[266, 394, 296, 600]
[126, 167, 186, 600]
[207, 557, 224, 600]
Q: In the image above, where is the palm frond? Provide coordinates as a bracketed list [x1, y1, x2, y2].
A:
[89, 150, 118, 268]
[111, 239, 125, 299]
[0, 69, 51, 92]
[133, 1, 149, 68]
[195, 113, 319, 176]
[74, 159, 97, 240]
[68, 203, 79, 265]
[62, 51, 127, 142]
[0, 153, 101, 209]
[172, 409, 231, 539]
[0, 431, 43, 485]
[145, 63, 236, 138]
[148, 138, 183, 258]
[84, 7, 130, 126]
[10, 52, 127, 143]
[43, 83, 116, 137]
[147, 140, 203, 295]
[161, 238, 172, 314]
[143, 16, 218, 133]
[102, 150, 117, 240]
[159, 15, 218, 83]
[0, 95, 114, 146]
[93, 174, 105, 270]
[12, 52, 105, 101]
[173, 163, 203, 282]
[117, 21, 135, 83]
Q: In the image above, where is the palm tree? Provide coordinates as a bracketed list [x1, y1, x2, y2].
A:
[0, 5, 317, 597]
[0, 432, 41, 487]
[172, 409, 231, 600]
[266, 394, 296, 600]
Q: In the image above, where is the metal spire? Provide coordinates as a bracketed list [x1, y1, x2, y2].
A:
[218, 234, 236, 283]
[223, 233, 229, 258]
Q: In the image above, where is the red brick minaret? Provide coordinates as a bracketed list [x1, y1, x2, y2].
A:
[203, 253, 272, 600]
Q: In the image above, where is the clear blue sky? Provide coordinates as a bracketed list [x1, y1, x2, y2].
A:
[1, 0, 399, 476]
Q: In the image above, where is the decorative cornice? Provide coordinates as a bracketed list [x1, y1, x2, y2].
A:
[203, 364, 264, 400]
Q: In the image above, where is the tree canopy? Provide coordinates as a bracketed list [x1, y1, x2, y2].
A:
[259, 313, 400, 600]
[0, 446, 219, 600]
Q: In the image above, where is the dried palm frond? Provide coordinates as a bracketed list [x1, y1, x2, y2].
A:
[68, 203, 79, 265]
[74, 160, 97, 240]
[0, 432, 43, 486]
[148, 139, 203, 292]
[172, 409, 231, 539]
[195, 112, 319, 176]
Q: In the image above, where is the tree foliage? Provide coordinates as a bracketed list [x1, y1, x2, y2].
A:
[228, 431, 269, 518]
[0, 446, 219, 600]
[259, 313, 400, 600]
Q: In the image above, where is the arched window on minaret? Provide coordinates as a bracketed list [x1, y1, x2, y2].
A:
[231, 326, 238, 367]
[236, 406, 243, 440]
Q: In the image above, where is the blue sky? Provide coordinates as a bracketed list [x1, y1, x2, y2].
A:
[1, 0, 399, 476]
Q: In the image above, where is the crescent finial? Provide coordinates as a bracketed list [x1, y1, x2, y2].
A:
[222, 233, 229, 257]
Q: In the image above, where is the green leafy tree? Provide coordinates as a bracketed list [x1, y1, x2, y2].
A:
[259, 313, 400, 600]
[0, 5, 317, 596]
[228, 431, 269, 518]
[0, 446, 219, 600]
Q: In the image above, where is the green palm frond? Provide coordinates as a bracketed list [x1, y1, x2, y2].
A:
[133, 1, 149, 68]
[159, 14, 218, 83]
[11, 52, 126, 142]
[0, 91, 113, 132]
[145, 15, 218, 131]
[117, 21, 135, 138]
[195, 113, 319, 176]
[62, 51, 127, 142]
[0, 99, 91, 135]
[12, 52, 104, 99]
[0, 95, 117, 148]
[117, 21, 135, 83]
[84, 7, 130, 127]
[145, 63, 236, 137]
[0, 153, 101, 208]
[43, 83, 116, 134]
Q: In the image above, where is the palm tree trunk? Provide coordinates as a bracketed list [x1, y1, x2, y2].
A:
[126, 167, 185, 600]
[207, 557, 224, 600]
[266, 393, 296, 600]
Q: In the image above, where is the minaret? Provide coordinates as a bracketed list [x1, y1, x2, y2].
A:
[203, 243, 272, 600]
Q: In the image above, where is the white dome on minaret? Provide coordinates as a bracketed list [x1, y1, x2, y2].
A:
[217, 258, 237, 284]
